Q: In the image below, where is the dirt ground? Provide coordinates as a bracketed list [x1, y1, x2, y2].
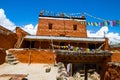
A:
[0, 63, 58, 80]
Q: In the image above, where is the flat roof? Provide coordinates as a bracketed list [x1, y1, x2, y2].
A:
[39, 16, 86, 21]
[39, 15, 86, 20]
[24, 35, 105, 42]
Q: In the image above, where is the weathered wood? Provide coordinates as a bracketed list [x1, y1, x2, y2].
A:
[56, 50, 112, 63]
[84, 64, 88, 80]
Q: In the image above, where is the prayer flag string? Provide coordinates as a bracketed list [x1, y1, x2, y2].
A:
[41, 10, 120, 27]
[86, 20, 120, 27]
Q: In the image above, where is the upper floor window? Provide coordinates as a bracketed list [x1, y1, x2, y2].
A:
[73, 24, 77, 30]
[48, 23, 52, 29]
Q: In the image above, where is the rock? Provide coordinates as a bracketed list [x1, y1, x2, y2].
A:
[69, 76, 74, 80]
[44, 65, 51, 73]
[56, 76, 67, 80]
[73, 72, 82, 80]
[89, 72, 100, 80]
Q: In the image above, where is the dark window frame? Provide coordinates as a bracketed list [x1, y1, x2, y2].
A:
[48, 23, 53, 29]
[73, 24, 77, 30]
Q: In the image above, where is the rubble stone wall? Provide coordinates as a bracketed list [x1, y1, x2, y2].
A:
[103, 62, 120, 80]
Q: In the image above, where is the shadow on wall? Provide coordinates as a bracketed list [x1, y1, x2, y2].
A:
[0, 49, 6, 64]
[0, 33, 17, 49]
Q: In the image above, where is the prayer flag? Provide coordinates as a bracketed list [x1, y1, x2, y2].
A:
[116, 20, 120, 26]
[110, 21, 116, 26]
[81, 21, 85, 24]
[91, 22, 94, 26]
[94, 22, 98, 26]
[99, 22, 103, 26]
[103, 21, 108, 26]
[87, 22, 91, 26]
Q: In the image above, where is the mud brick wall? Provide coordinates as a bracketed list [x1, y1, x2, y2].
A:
[9, 49, 55, 64]
[0, 32, 17, 49]
[37, 18, 87, 38]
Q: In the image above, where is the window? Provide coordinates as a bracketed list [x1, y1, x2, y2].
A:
[48, 23, 52, 29]
[73, 24, 77, 30]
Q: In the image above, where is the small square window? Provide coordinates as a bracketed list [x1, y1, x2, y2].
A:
[48, 23, 52, 29]
[73, 25, 77, 30]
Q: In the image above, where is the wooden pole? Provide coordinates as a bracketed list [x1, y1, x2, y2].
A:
[70, 63, 73, 76]
[28, 40, 32, 65]
[28, 51, 31, 65]
[39, 40, 41, 50]
[30, 40, 31, 49]
[84, 64, 88, 80]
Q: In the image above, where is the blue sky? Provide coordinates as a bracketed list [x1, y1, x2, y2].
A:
[0, 0, 120, 44]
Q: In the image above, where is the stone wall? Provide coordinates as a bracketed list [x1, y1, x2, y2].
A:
[103, 62, 120, 80]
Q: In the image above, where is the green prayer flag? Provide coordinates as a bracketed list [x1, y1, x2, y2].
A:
[116, 20, 120, 26]
[103, 21, 108, 26]
[94, 22, 98, 26]
[87, 22, 91, 26]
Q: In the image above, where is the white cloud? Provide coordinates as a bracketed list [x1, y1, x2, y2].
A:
[106, 32, 120, 44]
[22, 24, 38, 35]
[0, 8, 16, 30]
[87, 26, 120, 44]
[0, 8, 38, 35]
[87, 26, 108, 37]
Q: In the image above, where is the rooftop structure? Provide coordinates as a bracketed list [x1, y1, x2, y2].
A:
[37, 12, 87, 38]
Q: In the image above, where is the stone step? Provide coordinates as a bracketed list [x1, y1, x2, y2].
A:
[7, 58, 17, 61]
[80, 74, 85, 77]
[6, 53, 13, 56]
[10, 61, 19, 65]
[6, 54, 14, 56]
[7, 55, 15, 58]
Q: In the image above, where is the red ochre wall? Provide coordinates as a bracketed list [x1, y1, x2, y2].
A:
[111, 53, 120, 62]
[9, 49, 55, 64]
[16, 27, 29, 38]
[36, 17, 87, 38]
[0, 25, 17, 49]
[104, 38, 109, 50]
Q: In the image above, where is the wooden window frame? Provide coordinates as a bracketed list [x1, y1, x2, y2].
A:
[48, 23, 53, 30]
[73, 24, 77, 30]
